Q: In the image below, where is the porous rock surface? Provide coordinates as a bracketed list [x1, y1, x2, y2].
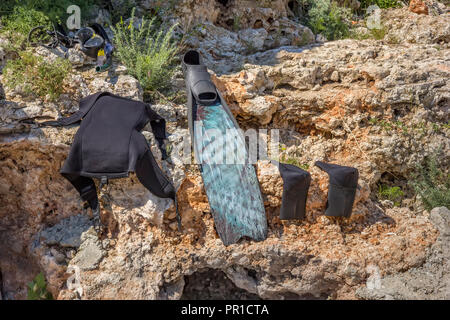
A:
[176, 0, 315, 74]
[357, 207, 450, 300]
[214, 38, 449, 184]
[0, 3, 449, 300]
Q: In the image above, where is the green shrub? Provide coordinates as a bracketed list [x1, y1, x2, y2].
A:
[0, 0, 98, 49]
[410, 155, 450, 211]
[0, 0, 98, 25]
[377, 185, 404, 206]
[27, 272, 53, 300]
[111, 9, 178, 92]
[1, 6, 51, 36]
[233, 15, 241, 32]
[4, 51, 71, 101]
[305, 0, 352, 40]
[280, 154, 310, 170]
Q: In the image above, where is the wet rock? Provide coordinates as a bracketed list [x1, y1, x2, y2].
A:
[357, 206, 450, 300]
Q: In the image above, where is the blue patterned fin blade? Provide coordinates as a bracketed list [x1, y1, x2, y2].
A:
[193, 103, 267, 245]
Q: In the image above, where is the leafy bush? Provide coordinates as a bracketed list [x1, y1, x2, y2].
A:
[0, 0, 98, 25]
[111, 9, 178, 92]
[4, 51, 71, 101]
[0, 0, 98, 49]
[359, 0, 402, 9]
[27, 272, 53, 300]
[0, 6, 51, 49]
[410, 155, 450, 211]
[303, 0, 352, 40]
[279, 154, 310, 170]
[378, 185, 404, 206]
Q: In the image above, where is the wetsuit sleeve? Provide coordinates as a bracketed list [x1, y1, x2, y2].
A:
[135, 149, 176, 199]
[146, 105, 168, 159]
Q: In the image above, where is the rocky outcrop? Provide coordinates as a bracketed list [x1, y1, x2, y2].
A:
[357, 207, 450, 300]
[0, 142, 439, 299]
[383, 6, 449, 44]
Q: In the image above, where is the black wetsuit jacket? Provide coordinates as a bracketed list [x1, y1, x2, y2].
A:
[46, 92, 178, 223]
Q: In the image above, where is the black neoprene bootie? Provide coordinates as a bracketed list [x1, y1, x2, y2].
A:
[273, 161, 311, 220]
[315, 161, 359, 218]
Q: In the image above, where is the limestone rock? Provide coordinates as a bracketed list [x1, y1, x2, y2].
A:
[70, 228, 105, 271]
[356, 206, 450, 300]
[67, 48, 85, 67]
[382, 7, 449, 44]
[214, 38, 449, 184]
[85, 6, 112, 26]
[239, 28, 269, 52]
